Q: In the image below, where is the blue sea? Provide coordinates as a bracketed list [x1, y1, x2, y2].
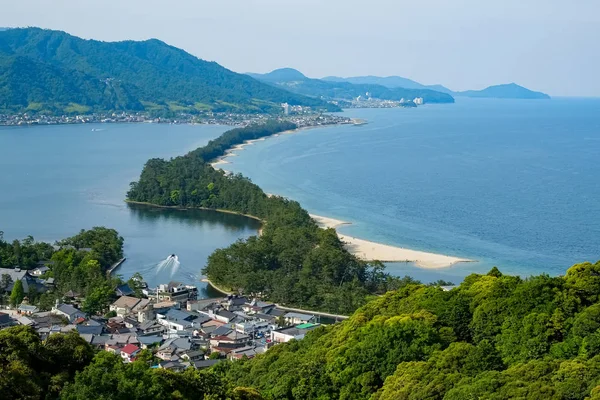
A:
[224, 98, 600, 283]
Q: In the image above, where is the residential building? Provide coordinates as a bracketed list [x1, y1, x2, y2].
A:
[284, 312, 316, 325]
[271, 323, 320, 343]
[51, 303, 86, 322]
[110, 296, 150, 316]
[0, 312, 13, 328]
[121, 344, 141, 362]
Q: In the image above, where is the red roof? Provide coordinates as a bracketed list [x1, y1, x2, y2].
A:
[121, 344, 140, 355]
[74, 317, 86, 325]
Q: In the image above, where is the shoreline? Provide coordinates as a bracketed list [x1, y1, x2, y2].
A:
[209, 125, 320, 170]
[124, 200, 264, 223]
[310, 215, 474, 269]
[209, 124, 474, 270]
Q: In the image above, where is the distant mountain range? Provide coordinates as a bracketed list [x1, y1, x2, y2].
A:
[247, 68, 455, 104]
[324, 75, 550, 99]
[0, 28, 337, 115]
[323, 75, 455, 95]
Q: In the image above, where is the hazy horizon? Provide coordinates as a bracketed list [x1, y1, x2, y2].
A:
[2, 0, 599, 97]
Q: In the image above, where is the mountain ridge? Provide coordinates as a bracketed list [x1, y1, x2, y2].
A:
[0, 28, 337, 114]
[323, 74, 550, 99]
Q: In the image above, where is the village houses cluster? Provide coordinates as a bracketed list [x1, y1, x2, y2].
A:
[0, 266, 322, 370]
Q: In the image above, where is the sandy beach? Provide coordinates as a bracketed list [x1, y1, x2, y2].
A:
[311, 214, 473, 269]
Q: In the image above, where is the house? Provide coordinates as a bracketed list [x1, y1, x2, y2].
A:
[209, 331, 250, 349]
[181, 350, 205, 362]
[156, 308, 201, 331]
[120, 343, 141, 362]
[76, 319, 104, 335]
[0, 312, 13, 328]
[139, 320, 164, 336]
[235, 320, 271, 335]
[228, 345, 266, 360]
[30, 266, 49, 277]
[52, 303, 86, 322]
[17, 304, 39, 315]
[223, 295, 248, 311]
[242, 299, 275, 315]
[138, 335, 164, 349]
[271, 324, 319, 343]
[0, 267, 33, 293]
[110, 296, 150, 316]
[187, 298, 222, 312]
[156, 338, 194, 361]
[284, 312, 316, 325]
[16, 316, 35, 326]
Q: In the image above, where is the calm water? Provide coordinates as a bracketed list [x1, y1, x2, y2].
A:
[225, 98, 600, 283]
[0, 123, 261, 294]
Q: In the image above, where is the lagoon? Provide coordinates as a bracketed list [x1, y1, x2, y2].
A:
[0, 123, 261, 294]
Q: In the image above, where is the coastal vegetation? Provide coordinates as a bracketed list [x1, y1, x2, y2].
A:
[0, 28, 338, 115]
[213, 262, 600, 399]
[0, 227, 126, 313]
[127, 121, 406, 314]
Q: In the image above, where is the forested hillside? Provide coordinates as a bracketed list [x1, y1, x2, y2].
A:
[218, 263, 600, 399]
[0, 28, 337, 115]
[4, 263, 600, 399]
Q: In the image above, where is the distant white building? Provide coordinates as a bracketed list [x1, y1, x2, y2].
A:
[413, 97, 424, 105]
[282, 103, 290, 115]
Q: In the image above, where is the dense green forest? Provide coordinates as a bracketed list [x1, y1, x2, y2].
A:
[248, 68, 455, 104]
[0, 227, 126, 312]
[127, 121, 404, 314]
[0, 28, 338, 115]
[0, 326, 261, 400]
[4, 263, 600, 399]
[216, 263, 600, 399]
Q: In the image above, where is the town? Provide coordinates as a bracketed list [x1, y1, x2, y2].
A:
[0, 263, 338, 371]
[0, 107, 354, 128]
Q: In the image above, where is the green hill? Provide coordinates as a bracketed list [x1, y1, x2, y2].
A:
[249, 68, 455, 104]
[221, 262, 600, 399]
[0, 28, 338, 114]
[455, 83, 551, 99]
[247, 67, 308, 82]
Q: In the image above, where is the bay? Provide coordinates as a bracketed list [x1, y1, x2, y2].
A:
[224, 98, 600, 283]
[0, 123, 261, 295]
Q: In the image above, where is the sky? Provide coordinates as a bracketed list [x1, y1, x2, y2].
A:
[1, 0, 599, 96]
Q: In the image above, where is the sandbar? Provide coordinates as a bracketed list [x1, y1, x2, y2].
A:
[311, 214, 473, 269]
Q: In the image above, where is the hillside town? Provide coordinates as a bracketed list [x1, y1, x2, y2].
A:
[0, 265, 326, 370]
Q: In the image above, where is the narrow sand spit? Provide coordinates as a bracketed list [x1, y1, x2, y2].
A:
[311, 214, 473, 269]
